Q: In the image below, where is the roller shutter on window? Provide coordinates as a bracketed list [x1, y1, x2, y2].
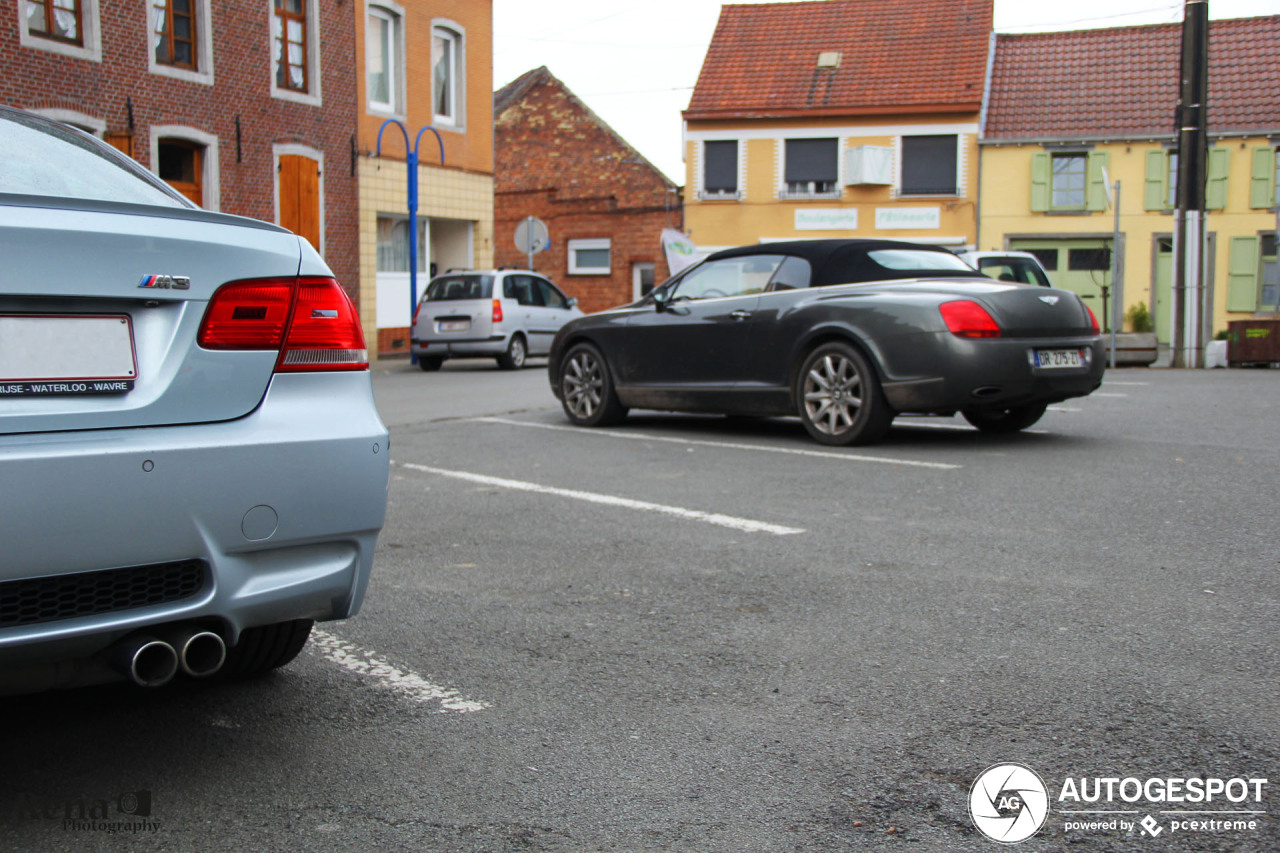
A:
[784, 138, 838, 184]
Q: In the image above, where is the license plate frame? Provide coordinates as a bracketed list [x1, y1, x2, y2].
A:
[0, 314, 138, 396]
[1033, 348, 1084, 369]
[437, 319, 470, 333]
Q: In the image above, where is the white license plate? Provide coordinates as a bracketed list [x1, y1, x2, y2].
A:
[0, 314, 137, 395]
[438, 320, 469, 333]
[1035, 348, 1083, 369]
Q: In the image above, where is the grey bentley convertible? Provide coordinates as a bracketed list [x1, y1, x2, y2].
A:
[548, 239, 1104, 446]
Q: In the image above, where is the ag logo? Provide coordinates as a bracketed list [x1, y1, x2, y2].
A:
[969, 763, 1049, 844]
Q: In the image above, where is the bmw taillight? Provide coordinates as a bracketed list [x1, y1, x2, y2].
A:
[1086, 305, 1100, 335]
[939, 300, 1001, 338]
[198, 276, 368, 371]
[492, 299, 504, 323]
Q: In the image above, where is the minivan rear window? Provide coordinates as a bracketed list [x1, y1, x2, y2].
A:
[423, 275, 493, 301]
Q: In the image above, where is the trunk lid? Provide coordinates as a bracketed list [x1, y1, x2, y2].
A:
[0, 201, 302, 436]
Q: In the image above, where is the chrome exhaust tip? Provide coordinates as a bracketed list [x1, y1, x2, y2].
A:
[159, 627, 227, 678]
[115, 636, 179, 688]
[177, 630, 226, 678]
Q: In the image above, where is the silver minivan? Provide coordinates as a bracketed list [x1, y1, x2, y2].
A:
[410, 270, 584, 370]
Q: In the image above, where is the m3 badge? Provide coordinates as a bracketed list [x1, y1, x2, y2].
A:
[138, 274, 191, 290]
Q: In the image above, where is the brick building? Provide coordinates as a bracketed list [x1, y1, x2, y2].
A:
[1, 0, 360, 297]
[494, 66, 682, 314]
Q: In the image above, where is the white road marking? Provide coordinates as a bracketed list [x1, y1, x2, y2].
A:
[895, 420, 1050, 435]
[1103, 381, 1149, 386]
[309, 628, 488, 713]
[1047, 406, 1081, 412]
[1092, 392, 1129, 398]
[399, 461, 806, 535]
[474, 417, 961, 471]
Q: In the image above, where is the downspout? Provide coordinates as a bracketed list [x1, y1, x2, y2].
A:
[976, 30, 997, 251]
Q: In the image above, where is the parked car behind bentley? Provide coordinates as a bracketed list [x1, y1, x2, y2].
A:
[549, 239, 1104, 445]
[0, 106, 389, 694]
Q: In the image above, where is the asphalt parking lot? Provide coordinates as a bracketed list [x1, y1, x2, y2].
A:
[4, 362, 1277, 852]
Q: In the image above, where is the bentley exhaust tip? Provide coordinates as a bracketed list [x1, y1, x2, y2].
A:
[115, 636, 179, 688]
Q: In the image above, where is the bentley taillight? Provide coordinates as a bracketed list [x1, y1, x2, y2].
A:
[939, 300, 1001, 338]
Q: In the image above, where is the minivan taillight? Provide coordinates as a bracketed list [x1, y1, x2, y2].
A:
[198, 276, 369, 372]
[939, 300, 1001, 338]
[492, 299, 504, 323]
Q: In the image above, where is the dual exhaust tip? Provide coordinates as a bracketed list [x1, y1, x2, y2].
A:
[115, 627, 226, 688]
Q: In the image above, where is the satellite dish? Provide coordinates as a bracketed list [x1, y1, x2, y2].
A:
[514, 217, 549, 255]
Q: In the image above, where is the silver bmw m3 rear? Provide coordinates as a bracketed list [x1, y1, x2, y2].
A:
[0, 107, 390, 693]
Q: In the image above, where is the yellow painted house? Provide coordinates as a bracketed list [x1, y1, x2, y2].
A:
[682, 0, 992, 253]
[979, 16, 1280, 350]
[356, 0, 494, 358]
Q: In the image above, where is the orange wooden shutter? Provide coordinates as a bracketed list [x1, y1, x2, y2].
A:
[279, 154, 320, 251]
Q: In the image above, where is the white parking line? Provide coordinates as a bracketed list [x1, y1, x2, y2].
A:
[894, 420, 1050, 435]
[474, 417, 961, 471]
[399, 461, 806, 535]
[1047, 406, 1081, 412]
[1104, 381, 1149, 386]
[309, 628, 488, 713]
[1092, 392, 1129, 398]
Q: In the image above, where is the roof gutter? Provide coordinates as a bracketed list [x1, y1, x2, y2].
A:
[976, 30, 997, 251]
[683, 102, 984, 122]
[980, 128, 1280, 146]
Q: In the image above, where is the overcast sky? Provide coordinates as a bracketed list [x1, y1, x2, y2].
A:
[492, 0, 1280, 184]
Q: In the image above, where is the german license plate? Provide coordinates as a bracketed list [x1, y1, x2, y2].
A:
[0, 314, 137, 396]
[438, 320, 469, 333]
[1034, 348, 1083, 369]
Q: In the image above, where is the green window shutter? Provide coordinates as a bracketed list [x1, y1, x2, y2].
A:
[1226, 235, 1260, 312]
[1030, 152, 1049, 212]
[1206, 147, 1229, 210]
[1249, 146, 1276, 209]
[1086, 151, 1110, 212]
[1144, 150, 1168, 211]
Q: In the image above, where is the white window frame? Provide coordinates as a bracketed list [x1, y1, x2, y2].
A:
[149, 125, 220, 211]
[17, 0, 102, 62]
[146, 0, 215, 86]
[777, 137, 843, 201]
[431, 19, 465, 129]
[568, 238, 611, 276]
[365, 1, 405, 118]
[698, 139, 742, 201]
[32, 108, 105, 138]
[270, 0, 322, 107]
[272, 143, 326, 256]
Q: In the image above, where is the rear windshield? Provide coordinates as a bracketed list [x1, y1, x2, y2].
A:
[867, 249, 975, 273]
[0, 110, 187, 207]
[423, 275, 494, 301]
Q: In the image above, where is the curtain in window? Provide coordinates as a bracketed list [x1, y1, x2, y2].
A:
[432, 31, 454, 118]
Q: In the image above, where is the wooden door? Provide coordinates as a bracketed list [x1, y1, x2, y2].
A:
[279, 154, 320, 251]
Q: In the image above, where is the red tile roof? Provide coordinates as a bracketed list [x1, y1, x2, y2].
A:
[684, 0, 992, 120]
[985, 15, 1280, 140]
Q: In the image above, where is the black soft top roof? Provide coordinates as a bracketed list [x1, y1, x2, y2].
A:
[705, 239, 977, 287]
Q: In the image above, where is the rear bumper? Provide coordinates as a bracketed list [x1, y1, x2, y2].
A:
[881, 334, 1105, 413]
[411, 334, 506, 358]
[0, 371, 389, 670]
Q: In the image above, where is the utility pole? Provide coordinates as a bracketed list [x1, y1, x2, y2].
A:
[1171, 0, 1209, 368]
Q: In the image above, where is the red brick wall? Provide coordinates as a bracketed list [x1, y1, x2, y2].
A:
[0, 0, 359, 300]
[494, 69, 683, 314]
